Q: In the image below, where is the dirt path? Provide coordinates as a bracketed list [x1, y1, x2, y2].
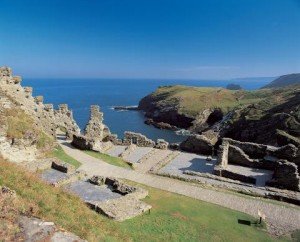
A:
[59, 139, 300, 236]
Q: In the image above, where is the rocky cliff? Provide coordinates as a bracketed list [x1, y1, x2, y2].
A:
[138, 85, 263, 132]
[139, 84, 300, 147]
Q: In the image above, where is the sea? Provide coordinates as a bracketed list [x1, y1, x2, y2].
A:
[22, 77, 273, 143]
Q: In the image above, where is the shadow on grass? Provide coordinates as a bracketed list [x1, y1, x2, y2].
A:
[238, 219, 252, 226]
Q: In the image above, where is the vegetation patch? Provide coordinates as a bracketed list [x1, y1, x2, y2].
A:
[84, 150, 132, 169]
[2, 108, 55, 152]
[0, 159, 291, 241]
[52, 146, 81, 168]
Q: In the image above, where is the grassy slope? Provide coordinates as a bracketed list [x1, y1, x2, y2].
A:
[84, 150, 132, 169]
[0, 158, 291, 242]
[52, 146, 82, 168]
[150, 85, 266, 117]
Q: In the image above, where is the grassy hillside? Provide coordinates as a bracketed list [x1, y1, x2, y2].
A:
[0, 158, 289, 241]
[262, 74, 300, 89]
[140, 85, 268, 117]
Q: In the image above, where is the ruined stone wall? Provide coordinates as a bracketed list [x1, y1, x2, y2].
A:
[215, 138, 300, 191]
[71, 134, 94, 150]
[266, 160, 300, 191]
[123, 131, 155, 147]
[0, 66, 80, 138]
[216, 139, 229, 168]
[84, 105, 110, 140]
[54, 104, 80, 137]
[222, 138, 267, 159]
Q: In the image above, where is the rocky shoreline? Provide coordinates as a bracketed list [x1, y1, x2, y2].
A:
[112, 105, 139, 111]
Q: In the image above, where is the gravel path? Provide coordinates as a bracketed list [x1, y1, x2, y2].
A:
[59, 140, 300, 236]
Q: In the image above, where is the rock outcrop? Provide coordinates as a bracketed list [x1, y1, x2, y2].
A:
[180, 131, 218, 155]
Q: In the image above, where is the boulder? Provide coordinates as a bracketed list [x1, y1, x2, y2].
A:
[51, 159, 75, 174]
[88, 175, 106, 186]
[155, 139, 169, 149]
[71, 134, 94, 150]
[180, 133, 217, 155]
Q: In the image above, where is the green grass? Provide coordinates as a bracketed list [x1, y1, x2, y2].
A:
[52, 145, 81, 168]
[150, 85, 265, 117]
[0, 159, 293, 241]
[118, 182, 289, 242]
[148, 85, 298, 118]
[84, 150, 132, 169]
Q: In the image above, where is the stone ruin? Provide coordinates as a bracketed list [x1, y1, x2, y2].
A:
[87, 176, 151, 221]
[0, 67, 80, 138]
[106, 131, 169, 149]
[85, 105, 110, 139]
[214, 138, 300, 191]
[40, 160, 151, 221]
[72, 105, 111, 150]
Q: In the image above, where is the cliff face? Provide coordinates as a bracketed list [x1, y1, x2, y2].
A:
[138, 85, 266, 132]
[139, 84, 300, 146]
[223, 87, 300, 145]
[139, 92, 195, 128]
[0, 66, 80, 162]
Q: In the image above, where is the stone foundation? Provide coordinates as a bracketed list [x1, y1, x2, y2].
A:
[215, 138, 300, 191]
[87, 175, 151, 221]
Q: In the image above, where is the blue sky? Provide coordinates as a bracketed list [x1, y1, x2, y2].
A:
[0, 0, 299, 79]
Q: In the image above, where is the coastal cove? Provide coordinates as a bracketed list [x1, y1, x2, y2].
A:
[23, 78, 272, 143]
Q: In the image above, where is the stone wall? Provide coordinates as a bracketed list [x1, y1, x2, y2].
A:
[266, 160, 300, 191]
[0, 67, 80, 138]
[122, 131, 155, 147]
[217, 139, 229, 168]
[71, 134, 94, 150]
[84, 105, 110, 140]
[222, 138, 267, 159]
[54, 104, 80, 137]
[215, 138, 300, 191]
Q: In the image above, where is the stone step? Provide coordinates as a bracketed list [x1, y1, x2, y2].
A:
[135, 149, 173, 173]
[150, 150, 180, 173]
